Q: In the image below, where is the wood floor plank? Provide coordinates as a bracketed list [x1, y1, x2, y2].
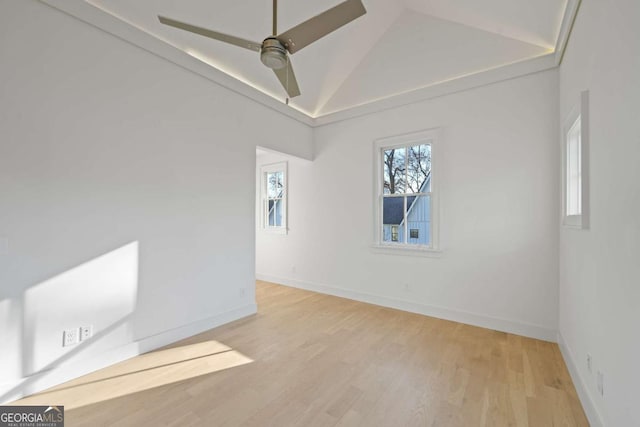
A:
[11, 281, 588, 426]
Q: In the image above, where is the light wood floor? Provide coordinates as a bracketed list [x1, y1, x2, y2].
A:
[13, 281, 588, 426]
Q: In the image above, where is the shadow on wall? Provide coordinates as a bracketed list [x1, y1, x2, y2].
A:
[0, 242, 140, 403]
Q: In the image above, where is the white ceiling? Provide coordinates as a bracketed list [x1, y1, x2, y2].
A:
[86, 0, 568, 117]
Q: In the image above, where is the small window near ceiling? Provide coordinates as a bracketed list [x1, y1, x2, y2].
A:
[563, 91, 589, 229]
[261, 162, 287, 233]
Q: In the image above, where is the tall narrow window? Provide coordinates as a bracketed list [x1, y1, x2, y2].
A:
[261, 162, 287, 233]
[563, 91, 589, 229]
[374, 129, 439, 251]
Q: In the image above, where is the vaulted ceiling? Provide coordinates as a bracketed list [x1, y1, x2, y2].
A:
[81, 0, 570, 119]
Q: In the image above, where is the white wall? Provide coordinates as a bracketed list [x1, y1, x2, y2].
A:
[558, 1, 640, 426]
[257, 70, 560, 341]
[0, 0, 311, 401]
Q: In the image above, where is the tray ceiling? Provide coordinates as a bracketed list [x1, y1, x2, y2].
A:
[82, 0, 569, 119]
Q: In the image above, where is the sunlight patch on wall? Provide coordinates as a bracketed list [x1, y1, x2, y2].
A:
[23, 242, 139, 376]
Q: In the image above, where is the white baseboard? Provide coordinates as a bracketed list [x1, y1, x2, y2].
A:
[557, 332, 605, 427]
[0, 303, 256, 404]
[257, 274, 556, 342]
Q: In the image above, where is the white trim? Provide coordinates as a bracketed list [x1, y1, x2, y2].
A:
[0, 303, 256, 404]
[38, 1, 578, 128]
[373, 129, 440, 252]
[257, 274, 557, 342]
[554, 0, 582, 65]
[561, 90, 590, 229]
[557, 332, 605, 427]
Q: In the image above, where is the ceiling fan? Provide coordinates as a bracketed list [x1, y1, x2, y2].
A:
[158, 0, 366, 100]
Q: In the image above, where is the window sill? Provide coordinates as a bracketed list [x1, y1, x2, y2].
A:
[370, 244, 442, 258]
[263, 227, 288, 235]
[562, 215, 585, 230]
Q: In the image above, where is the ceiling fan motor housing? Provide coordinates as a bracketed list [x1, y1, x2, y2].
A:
[260, 37, 288, 70]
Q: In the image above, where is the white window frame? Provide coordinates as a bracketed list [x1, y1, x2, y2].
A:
[562, 91, 589, 229]
[260, 161, 288, 234]
[372, 129, 440, 255]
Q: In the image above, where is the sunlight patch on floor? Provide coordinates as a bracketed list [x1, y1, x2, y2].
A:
[11, 340, 253, 410]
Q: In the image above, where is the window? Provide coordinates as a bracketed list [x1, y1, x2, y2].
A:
[374, 129, 439, 251]
[563, 91, 589, 229]
[566, 116, 581, 216]
[261, 162, 287, 233]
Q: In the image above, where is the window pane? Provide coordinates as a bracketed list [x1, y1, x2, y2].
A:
[267, 171, 283, 198]
[566, 117, 581, 216]
[274, 199, 283, 227]
[406, 194, 430, 245]
[267, 199, 284, 227]
[383, 148, 406, 194]
[407, 144, 431, 193]
[268, 200, 275, 226]
[382, 196, 404, 242]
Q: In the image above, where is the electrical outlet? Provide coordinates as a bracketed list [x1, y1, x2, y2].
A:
[586, 353, 592, 373]
[597, 371, 604, 396]
[239, 287, 246, 297]
[403, 283, 410, 292]
[63, 328, 79, 347]
[79, 325, 93, 341]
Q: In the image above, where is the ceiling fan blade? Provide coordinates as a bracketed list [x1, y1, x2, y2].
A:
[277, 0, 366, 54]
[158, 16, 262, 52]
[273, 60, 301, 98]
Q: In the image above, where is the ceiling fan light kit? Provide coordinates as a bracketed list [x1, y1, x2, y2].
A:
[158, 0, 367, 100]
[260, 37, 288, 70]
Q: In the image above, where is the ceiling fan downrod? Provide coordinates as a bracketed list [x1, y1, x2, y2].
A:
[273, 0, 277, 36]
